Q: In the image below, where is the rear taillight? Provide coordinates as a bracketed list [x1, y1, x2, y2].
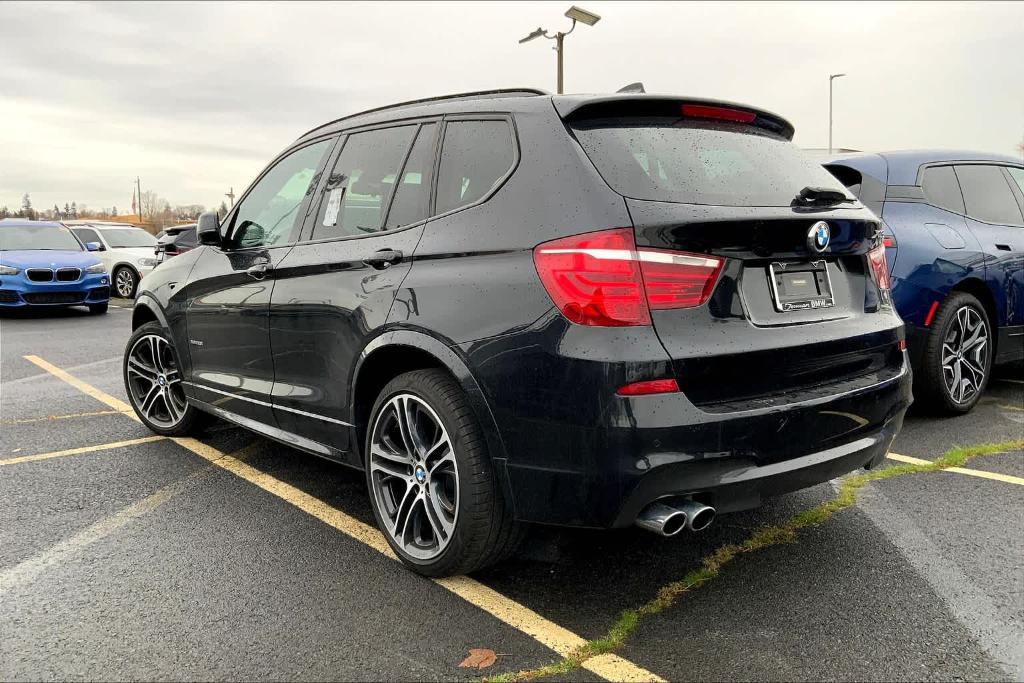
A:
[867, 244, 891, 291]
[533, 228, 724, 327]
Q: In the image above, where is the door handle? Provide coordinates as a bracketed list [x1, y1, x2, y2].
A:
[246, 262, 273, 280]
[363, 249, 403, 269]
[995, 243, 1012, 251]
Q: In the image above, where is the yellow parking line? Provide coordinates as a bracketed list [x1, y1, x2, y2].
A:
[25, 355, 663, 683]
[998, 403, 1024, 412]
[0, 436, 166, 466]
[23, 355, 139, 422]
[887, 452, 1024, 486]
[0, 409, 120, 426]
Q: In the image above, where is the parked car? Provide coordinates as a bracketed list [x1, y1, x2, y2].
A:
[0, 219, 110, 313]
[154, 223, 198, 264]
[123, 89, 911, 576]
[824, 151, 1023, 414]
[65, 221, 158, 298]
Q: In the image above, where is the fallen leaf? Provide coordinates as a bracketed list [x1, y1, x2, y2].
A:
[459, 648, 497, 669]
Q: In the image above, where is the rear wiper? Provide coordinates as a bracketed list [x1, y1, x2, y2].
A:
[794, 186, 856, 206]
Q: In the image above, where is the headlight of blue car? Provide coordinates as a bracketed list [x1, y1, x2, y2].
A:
[137, 258, 158, 268]
[85, 263, 106, 274]
[0, 264, 20, 275]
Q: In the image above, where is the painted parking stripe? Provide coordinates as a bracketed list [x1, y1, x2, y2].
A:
[0, 409, 120, 426]
[887, 452, 1024, 486]
[24, 355, 664, 683]
[0, 435, 166, 466]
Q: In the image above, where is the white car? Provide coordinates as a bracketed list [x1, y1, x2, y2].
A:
[66, 222, 158, 299]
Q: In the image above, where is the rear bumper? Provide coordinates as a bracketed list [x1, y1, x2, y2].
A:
[499, 357, 912, 529]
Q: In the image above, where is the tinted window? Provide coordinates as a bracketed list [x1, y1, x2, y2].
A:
[0, 225, 83, 251]
[177, 227, 198, 247]
[435, 120, 515, 215]
[384, 124, 437, 229]
[312, 126, 416, 240]
[230, 139, 332, 248]
[955, 165, 1024, 225]
[572, 118, 851, 207]
[1006, 166, 1024, 195]
[102, 228, 157, 248]
[920, 166, 965, 214]
[71, 227, 101, 245]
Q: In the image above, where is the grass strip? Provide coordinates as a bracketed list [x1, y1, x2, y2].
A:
[486, 439, 1024, 682]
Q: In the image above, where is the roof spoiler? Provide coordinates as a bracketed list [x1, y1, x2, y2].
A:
[555, 95, 796, 140]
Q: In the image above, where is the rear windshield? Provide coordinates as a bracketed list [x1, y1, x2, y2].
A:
[101, 228, 157, 248]
[572, 117, 854, 207]
[0, 225, 83, 251]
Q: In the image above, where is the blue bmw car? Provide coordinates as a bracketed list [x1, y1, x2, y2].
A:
[824, 151, 1024, 414]
[0, 219, 111, 314]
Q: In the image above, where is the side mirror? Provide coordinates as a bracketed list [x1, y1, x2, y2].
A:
[197, 212, 222, 246]
[85, 241, 102, 252]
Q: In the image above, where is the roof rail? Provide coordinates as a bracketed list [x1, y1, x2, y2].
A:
[300, 87, 550, 139]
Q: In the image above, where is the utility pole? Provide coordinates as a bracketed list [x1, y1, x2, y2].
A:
[828, 73, 846, 155]
[225, 187, 236, 208]
[136, 176, 143, 222]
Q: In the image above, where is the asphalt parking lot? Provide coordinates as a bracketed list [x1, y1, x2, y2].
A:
[1, 302, 1022, 682]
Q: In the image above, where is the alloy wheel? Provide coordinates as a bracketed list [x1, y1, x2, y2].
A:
[126, 334, 188, 428]
[115, 269, 136, 298]
[941, 306, 989, 404]
[368, 393, 459, 561]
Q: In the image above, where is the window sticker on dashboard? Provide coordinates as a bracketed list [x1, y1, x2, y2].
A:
[769, 260, 835, 312]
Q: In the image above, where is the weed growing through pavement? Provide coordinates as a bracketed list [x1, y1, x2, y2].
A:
[486, 440, 1024, 683]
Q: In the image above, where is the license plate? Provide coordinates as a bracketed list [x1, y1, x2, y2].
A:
[769, 260, 835, 312]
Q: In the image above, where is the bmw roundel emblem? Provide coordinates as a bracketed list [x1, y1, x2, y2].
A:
[807, 221, 831, 253]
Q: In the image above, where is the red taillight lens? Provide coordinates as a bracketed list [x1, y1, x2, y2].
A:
[616, 378, 680, 396]
[867, 244, 891, 291]
[534, 229, 724, 327]
[639, 250, 725, 310]
[681, 104, 756, 124]
[533, 228, 649, 326]
[882, 235, 896, 248]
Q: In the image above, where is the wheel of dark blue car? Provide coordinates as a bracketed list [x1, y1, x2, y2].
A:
[365, 369, 522, 577]
[918, 292, 992, 415]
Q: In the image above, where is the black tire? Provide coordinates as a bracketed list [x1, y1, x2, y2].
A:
[123, 321, 206, 436]
[89, 303, 108, 314]
[916, 292, 993, 415]
[365, 369, 523, 576]
[113, 266, 138, 299]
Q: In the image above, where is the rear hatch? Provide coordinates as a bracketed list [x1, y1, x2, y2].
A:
[564, 98, 902, 409]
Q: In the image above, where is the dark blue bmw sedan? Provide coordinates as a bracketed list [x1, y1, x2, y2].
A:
[0, 219, 111, 313]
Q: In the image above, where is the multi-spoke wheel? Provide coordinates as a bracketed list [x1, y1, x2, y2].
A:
[369, 394, 459, 561]
[365, 369, 523, 576]
[123, 322, 204, 435]
[114, 266, 138, 299]
[919, 292, 993, 415]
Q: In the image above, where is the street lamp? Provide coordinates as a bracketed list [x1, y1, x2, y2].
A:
[519, 5, 601, 94]
[828, 73, 846, 155]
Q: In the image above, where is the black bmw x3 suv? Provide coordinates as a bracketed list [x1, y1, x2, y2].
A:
[124, 89, 911, 576]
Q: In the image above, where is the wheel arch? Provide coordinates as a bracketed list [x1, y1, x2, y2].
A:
[132, 296, 168, 330]
[351, 331, 509, 470]
[948, 277, 999, 356]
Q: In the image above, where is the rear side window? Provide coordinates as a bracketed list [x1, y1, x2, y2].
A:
[920, 166, 965, 214]
[572, 118, 851, 207]
[954, 165, 1024, 225]
[312, 126, 416, 240]
[435, 120, 515, 215]
[1008, 167, 1024, 195]
[384, 123, 437, 230]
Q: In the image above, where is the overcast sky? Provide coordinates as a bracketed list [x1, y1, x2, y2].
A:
[1, 1, 1021, 213]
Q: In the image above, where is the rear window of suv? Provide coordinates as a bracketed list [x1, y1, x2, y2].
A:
[572, 117, 852, 207]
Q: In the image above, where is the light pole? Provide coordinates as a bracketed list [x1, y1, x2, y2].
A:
[519, 5, 601, 94]
[828, 73, 846, 154]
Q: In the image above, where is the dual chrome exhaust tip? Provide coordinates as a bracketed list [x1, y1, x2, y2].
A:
[636, 500, 716, 536]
